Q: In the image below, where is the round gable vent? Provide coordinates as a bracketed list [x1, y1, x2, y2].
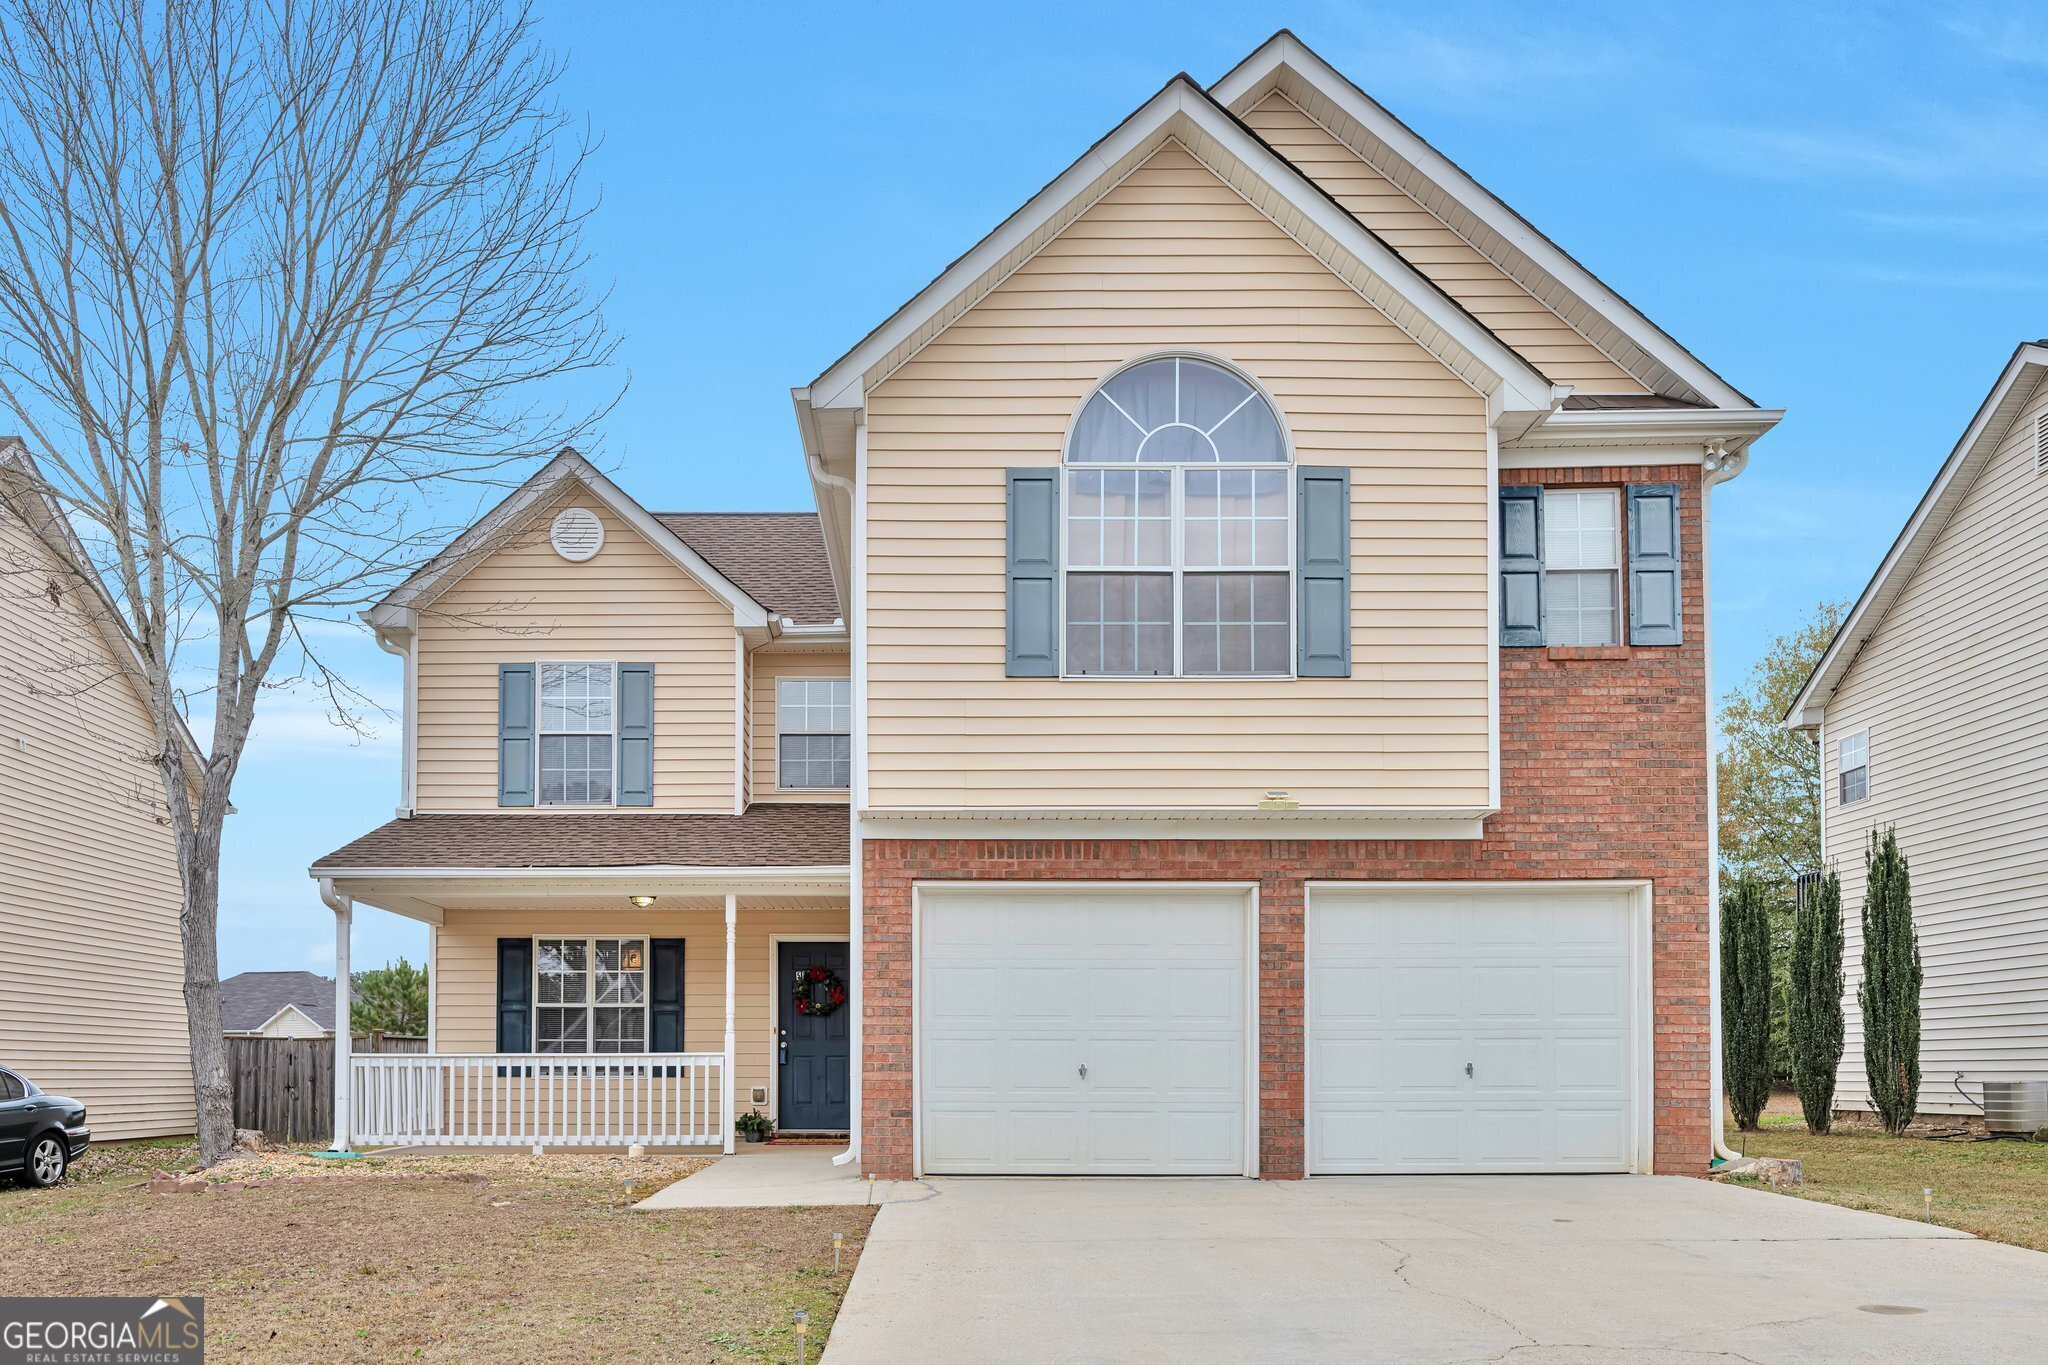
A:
[549, 506, 604, 562]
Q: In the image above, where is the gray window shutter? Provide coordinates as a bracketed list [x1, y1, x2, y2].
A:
[1296, 465, 1351, 677]
[497, 663, 535, 806]
[1006, 467, 1060, 677]
[1499, 486, 1545, 646]
[496, 937, 532, 1053]
[617, 662, 654, 806]
[1627, 483, 1683, 646]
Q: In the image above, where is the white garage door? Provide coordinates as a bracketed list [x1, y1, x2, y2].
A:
[919, 886, 1251, 1175]
[1308, 886, 1640, 1174]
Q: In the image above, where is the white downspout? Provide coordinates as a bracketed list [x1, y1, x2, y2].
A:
[833, 417, 867, 1169]
[320, 877, 354, 1151]
[371, 625, 416, 818]
[723, 893, 737, 1155]
[1702, 443, 1748, 1164]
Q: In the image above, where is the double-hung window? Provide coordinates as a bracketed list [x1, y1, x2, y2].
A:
[539, 663, 614, 805]
[1063, 355, 1292, 676]
[1542, 490, 1623, 647]
[778, 677, 851, 789]
[535, 936, 647, 1053]
[1837, 731, 1869, 805]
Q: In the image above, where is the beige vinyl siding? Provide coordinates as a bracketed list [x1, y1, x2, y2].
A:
[1242, 93, 1646, 394]
[0, 508, 193, 1139]
[750, 647, 852, 802]
[1821, 370, 2048, 1115]
[434, 902, 848, 1126]
[414, 495, 737, 813]
[862, 140, 1492, 810]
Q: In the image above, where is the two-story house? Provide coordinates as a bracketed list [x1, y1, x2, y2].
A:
[314, 32, 1779, 1176]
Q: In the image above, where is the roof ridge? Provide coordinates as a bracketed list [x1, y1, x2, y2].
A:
[654, 509, 819, 518]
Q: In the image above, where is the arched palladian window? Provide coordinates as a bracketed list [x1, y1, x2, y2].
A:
[1063, 355, 1293, 677]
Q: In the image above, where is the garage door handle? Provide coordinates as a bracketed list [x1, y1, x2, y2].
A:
[1465, 1062, 1474, 1077]
[1078, 1063, 1088, 1079]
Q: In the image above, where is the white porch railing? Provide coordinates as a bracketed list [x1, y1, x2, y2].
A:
[352, 1053, 728, 1148]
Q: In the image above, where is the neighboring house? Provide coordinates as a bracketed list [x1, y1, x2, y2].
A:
[314, 32, 1780, 1177]
[0, 440, 194, 1140]
[220, 971, 338, 1038]
[1786, 341, 2048, 1116]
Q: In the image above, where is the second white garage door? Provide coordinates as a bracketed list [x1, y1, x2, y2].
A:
[919, 886, 1252, 1175]
[1308, 886, 1643, 1174]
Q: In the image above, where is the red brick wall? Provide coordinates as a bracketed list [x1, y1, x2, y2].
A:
[858, 463, 1711, 1180]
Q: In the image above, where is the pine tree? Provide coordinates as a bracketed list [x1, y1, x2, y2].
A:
[1788, 869, 1845, 1134]
[1721, 874, 1773, 1132]
[1859, 828, 1922, 1136]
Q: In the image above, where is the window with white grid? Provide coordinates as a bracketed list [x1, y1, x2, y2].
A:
[1063, 356, 1293, 676]
[538, 662, 614, 805]
[1542, 491, 1621, 646]
[1837, 731, 1869, 806]
[777, 676, 851, 789]
[535, 937, 647, 1054]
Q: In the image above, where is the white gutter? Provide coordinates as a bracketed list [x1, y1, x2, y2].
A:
[1701, 442, 1749, 1165]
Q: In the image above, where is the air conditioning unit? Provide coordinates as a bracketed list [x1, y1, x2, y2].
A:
[1982, 1081, 2048, 1134]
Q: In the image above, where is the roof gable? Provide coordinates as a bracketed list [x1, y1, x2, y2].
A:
[1787, 342, 2048, 728]
[369, 451, 771, 631]
[220, 970, 337, 1032]
[1212, 31, 1756, 410]
[804, 74, 1560, 424]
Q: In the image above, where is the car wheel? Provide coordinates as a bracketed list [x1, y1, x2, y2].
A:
[23, 1133, 67, 1187]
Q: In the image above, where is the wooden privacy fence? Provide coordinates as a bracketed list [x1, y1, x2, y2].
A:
[227, 1034, 426, 1143]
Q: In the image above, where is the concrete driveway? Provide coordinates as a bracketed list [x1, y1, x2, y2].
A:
[824, 1175, 2048, 1363]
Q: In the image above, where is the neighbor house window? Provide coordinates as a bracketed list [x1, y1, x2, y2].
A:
[539, 663, 614, 805]
[778, 677, 851, 789]
[1063, 355, 1292, 676]
[1837, 731, 1869, 805]
[535, 936, 646, 1053]
[1542, 489, 1621, 646]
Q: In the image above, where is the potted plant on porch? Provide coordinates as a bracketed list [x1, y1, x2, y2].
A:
[736, 1108, 775, 1144]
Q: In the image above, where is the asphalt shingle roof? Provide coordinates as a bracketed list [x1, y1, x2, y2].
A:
[657, 512, 840, 626]
[312, 804, 850, 872]
[220, 971, 337, 1033]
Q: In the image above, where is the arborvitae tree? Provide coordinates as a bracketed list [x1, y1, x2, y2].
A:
[1721, 874, 1774, 1132]
[1859, 827, 1922, 1136]
[1789, 869, 1845, 1134]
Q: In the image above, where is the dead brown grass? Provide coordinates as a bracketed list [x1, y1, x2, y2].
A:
[0, 1141, 874, 1362]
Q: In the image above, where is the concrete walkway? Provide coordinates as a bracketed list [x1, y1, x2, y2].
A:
[824, 1175, 2048, 1363]
[635, 1144, 928, 1209]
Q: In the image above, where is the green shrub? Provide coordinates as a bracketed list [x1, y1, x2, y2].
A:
[1858, 827, 1922, 1136]
[1721, 874, 1773, 1132]
[1789, 869, 1845, 1134]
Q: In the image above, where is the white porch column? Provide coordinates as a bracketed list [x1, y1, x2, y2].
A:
[319, 878, 353, 1151]
[723, 892, 737, 1154]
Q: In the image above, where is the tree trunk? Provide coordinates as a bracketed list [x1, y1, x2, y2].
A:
[179, 808, 236, 1166]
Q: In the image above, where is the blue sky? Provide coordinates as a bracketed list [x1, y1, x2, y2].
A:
[222, 0, 2048, 978]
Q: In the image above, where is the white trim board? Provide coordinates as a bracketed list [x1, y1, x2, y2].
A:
[1787, 343, 2048, 728]
[1212, 31, 1756, 412]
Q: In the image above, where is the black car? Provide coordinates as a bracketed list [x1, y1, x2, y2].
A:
[0, 1066, 89, 1187]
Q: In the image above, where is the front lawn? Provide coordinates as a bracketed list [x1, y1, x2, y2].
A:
[0, 1141, 873, 1362]
[1731, 1123, 2048, 1253]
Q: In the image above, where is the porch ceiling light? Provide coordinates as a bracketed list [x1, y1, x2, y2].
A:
[629, 895, 656, 908]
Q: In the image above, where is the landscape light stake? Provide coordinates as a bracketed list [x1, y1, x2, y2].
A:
[1924, 1188, 1933, 1223]
[833, 1231, 844, 1275]
[794, 1308, 810, 1365]
[867, 1173, 877, 1206]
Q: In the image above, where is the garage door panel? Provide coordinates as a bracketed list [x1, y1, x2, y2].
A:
[920, 888, 1249, 1175]
[1310, 888, 1640, 1175]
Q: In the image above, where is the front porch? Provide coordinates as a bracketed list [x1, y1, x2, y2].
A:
[312, 837, 851, 1155]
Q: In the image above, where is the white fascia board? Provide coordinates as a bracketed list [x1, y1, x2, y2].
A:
[1507, 407, 1785, 453]
[806, 78, 1555, 420]
[859, 807, 1492, 840]
[373, 451, 771, 629]
[1785, 345, 2048, 730]
[1212, 32, 1758, 412]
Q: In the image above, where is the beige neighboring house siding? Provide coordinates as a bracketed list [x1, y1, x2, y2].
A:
[1241, 92, 1647, 394]
[434, 901, 848, 1124]
[862, 140, 1492, 811]
[1821, 369, 2048, 1115]
[0, 508, 193, 1140]
[751, 647, 852, 803]
[413, 494, 737, 813]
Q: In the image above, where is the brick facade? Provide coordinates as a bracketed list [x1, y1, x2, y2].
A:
[858, 464, 1711, 1180]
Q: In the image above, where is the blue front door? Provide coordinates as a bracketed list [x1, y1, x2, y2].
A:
[778, 941, 850, 1132]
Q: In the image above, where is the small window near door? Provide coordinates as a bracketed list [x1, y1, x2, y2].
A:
[777, 677, 850, 789]
[1838, 731, 1869, 805]
[1543, 490, 1621, 646]
[535, 936, 646, 1053]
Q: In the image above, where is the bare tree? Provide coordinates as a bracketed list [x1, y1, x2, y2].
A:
[0, 0, 615, 1164]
